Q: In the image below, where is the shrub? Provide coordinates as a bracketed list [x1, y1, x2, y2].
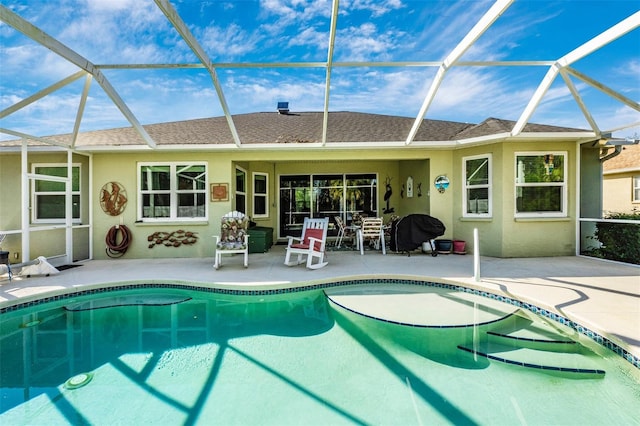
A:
[586, 212, 640, 265]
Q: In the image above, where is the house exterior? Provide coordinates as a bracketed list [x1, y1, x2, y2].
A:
[0, 111, 602, 265]
[602, 143, 640, 215]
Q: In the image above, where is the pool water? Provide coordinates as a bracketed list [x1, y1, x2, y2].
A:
[1, 285, 638, 425]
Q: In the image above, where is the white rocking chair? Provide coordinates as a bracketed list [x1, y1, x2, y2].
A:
[284, 217, 329, 269]
[213, 211, 249, 269]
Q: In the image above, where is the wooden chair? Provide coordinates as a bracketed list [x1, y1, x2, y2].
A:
[357, 217, 386, 255]
[284, 217, 329, 269]
[213, 211, 249, 269]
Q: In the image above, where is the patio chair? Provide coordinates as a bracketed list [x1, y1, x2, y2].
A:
[357, 217, 386, 255]
[284, 217, 329, 269]
[213, 211, 249, 269]
[334, 216, 355, 248]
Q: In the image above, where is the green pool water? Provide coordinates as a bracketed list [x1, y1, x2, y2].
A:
[1, 285, 638, 425]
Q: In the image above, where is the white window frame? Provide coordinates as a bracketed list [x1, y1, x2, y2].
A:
[633, 175, 640, 203]
[137, 162, 208, 222]
[252, 172, 269, 218]
[235, 166, 247, 215]
[515, 151, 567, 218]
[462, 154, 492, 218]
[31, 163, 81, 224]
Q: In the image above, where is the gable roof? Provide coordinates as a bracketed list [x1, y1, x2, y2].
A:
[2, 111, 590, 151]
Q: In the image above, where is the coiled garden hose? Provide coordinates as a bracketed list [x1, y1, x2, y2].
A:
[105, 225, 132, 258]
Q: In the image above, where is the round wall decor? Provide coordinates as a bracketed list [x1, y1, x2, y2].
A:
[100, 181, 128, 216]
[434, 175, 450, 193]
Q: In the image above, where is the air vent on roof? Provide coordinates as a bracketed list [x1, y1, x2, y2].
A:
[277, 102, 289, 114]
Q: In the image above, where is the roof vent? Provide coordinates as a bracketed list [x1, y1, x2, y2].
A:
[277, 102, 289, 114]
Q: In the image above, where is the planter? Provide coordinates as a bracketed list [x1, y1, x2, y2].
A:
[435, 239, 452, 254]
[453, 240, 466, 254]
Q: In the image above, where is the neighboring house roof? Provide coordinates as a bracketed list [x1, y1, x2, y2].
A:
[2, 111, 589, 150]
[603, 143, 640, 174]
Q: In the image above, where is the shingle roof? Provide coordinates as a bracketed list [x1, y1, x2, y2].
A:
[4, 112, 588, 148]
[603, 143, 640, 172]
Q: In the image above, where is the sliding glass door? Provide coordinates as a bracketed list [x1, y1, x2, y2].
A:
[279, 173, 377, 237]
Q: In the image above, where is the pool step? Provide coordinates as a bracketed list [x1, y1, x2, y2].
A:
[486, 312, 581, 353]
[486, 330, 578, 353]
[457, 343, 605, 378]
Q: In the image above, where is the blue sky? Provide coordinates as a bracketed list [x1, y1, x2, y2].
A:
[1, 0, 638, 140]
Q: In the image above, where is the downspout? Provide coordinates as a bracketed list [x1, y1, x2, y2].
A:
[599, 145, 622, 163]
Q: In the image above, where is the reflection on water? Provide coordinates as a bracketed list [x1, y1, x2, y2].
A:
[0, 289, 332, 412]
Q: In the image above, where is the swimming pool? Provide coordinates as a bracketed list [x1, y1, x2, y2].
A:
[1, 282, 639, 425]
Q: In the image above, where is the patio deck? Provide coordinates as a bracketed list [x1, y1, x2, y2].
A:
[1, 245, 638, 363]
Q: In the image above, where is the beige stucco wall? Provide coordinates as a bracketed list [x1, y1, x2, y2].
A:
[603, 173, 637, 214]
[1, 141, 582, 261]
[452, 141, 578, 257]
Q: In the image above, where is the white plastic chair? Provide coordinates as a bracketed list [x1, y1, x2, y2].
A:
[357, 217, 386, 255]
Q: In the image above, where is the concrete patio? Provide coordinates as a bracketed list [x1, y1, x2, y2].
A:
[1, 245, 638, 364]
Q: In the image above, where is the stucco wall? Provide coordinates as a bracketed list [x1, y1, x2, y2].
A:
[603, 173, 637, 214]
[452, 141, 578, 257]
[2, 142, 582, 261]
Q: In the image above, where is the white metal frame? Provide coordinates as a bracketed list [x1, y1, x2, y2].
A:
[1, 3, 638, 151]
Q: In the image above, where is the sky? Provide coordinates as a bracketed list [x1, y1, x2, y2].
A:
[0, 0, 639, 141]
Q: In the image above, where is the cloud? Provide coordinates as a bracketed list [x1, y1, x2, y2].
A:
[197, 23, 264, 60]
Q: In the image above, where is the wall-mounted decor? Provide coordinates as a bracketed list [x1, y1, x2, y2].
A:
[383, 176, 395, 214]
[147, 230, 198, 248]
[211, 183, 229, 202]
[406, 176, 414, 198]
[434, 175, 450, 193]
[100, 181, 128, 216]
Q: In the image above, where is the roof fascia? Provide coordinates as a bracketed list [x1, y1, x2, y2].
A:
[0, 5, 157, 149]
[154, 0, 242, 148]
[406, 0, 514, 145]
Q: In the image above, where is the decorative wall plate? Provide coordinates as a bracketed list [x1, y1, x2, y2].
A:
[100, 181, 128, 216]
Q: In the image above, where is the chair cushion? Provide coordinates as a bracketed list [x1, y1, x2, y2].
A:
[303, 228, 324, 251]
[218, 215, 248, 250]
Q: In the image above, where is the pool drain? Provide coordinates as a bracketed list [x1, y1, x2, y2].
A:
[65, 372, 93, 390]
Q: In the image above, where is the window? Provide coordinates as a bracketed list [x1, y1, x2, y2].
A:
[253, 172, 268, 218]
[235, 167, 247, 214]
[515, 152, 567, 217]
[634, 176, 640, 203]
[463, 154, 491, 217]
[32, 164, 81, 223]
[138, 162, 207, 221]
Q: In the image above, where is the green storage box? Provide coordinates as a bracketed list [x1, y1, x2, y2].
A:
[248, 226, 274, 253]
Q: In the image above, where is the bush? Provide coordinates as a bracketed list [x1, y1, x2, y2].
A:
[586, 212, 640, 265]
